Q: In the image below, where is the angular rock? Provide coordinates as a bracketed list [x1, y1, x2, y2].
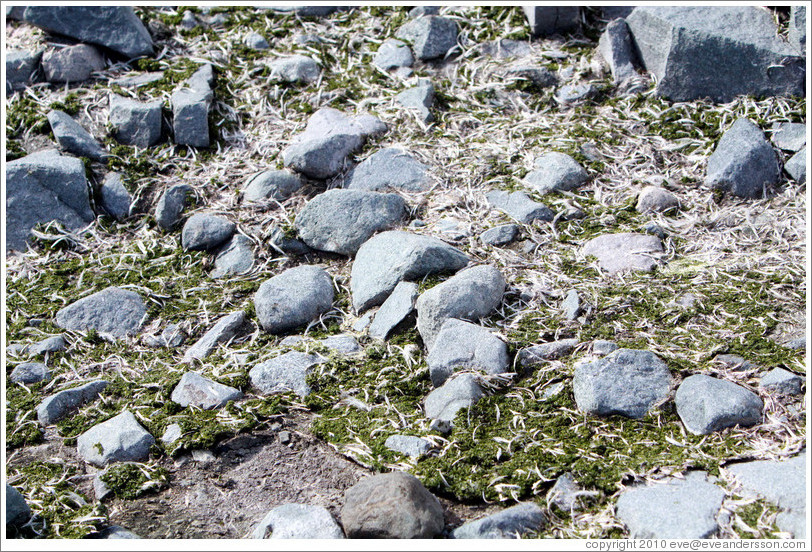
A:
[373, 39, 414, 71]
[244, 32, 269, 50]
[573, 349, 672, 419]
[581, 233, 663, 274]
[425, 373, 484, 427]
[616, 471, 726, 538]
[771, 122, 806, 152]
[319, 334, 361, 355]
[28, 335, 67, 356]
[99, 173, 131, 221]
[269, 55, 320, 84]
[452, 502, 546, 539]
[482, 38, 532, 59]
[253, 503, 344, 539]
[416, 265, 506, 349]
[6, 149, 95, 252]
[10, 362, 51, 385]
[143, 324, 185, 348]
[155, 184, 194, 230]
[592, 340, 619, 356]
[172, 88, 212, 148]
[561, 289, 582, 320]
[598, 18, 638, 83]
[350, 231, 469, 312]
[396, 16, 458, 61]
[171, 372, 243, 409]
[706, 118, 781, 199]
[111, 71, 165, 88]
[183, 311, 250, 362]
[109, 94, 163, 148]
[625, 6, 804, 102]
[77, 410, 155, 467]
[759, 367, 804, 396]
[523, 153, 588, 195]
[5, 485, 31, 526]
[785, 147, 806, 184]
[396, 80, 434, 123]
[636, 186, 679, 213]
[341, 471, 444, 538]
[6, 49, 42, 91]
[161, 423, 182, 445]
[502, 66, 557, 89]
[788, 6, 806, 55]
[56, 287, 146, 338]
[485, 190, 553, 224]
[181, 213, 235, 252]
[726, 453, 806, 515]
[295, 189, 408, 256]
[46, 110, 107, 161]
[41, 44, 105, 83]
[675, 374, 763, 435]
[384, 434, 432, 458]
[37, 380, 108, 425]
[343, 148, 433, 192]
[554, 83, 596, 104]
[548, 473, 592, 512]
[368, 281, 418, 340]
[518, 339, 579, 372]
[243, 170, 303, 202]
[480, 224, 519, 246]
[523, 6, 581, 37]
[427, 319, 509, 387]
[254, 265, 334, 334]
[249, 351, 325, 397]
[268, 227, 312, 256]
[211, 234, 254, 278]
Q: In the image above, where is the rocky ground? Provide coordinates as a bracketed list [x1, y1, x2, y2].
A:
[4, 4, 808, 541]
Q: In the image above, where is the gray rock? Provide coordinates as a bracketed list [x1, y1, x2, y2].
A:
[95, 526, 141, 539]
[598, 18, 638, 84]
[269, 55, 320, 84]
[625, 6, 804, 102]
[211, 234, 254, 278]
[523, 153, 588, 195]
[254, 265, 334, 334]
[416, 265, 506, 349]
[503, 66, 558, 89]
[616, 471, 726, 538]
[171, 371, 243, 409]
[485, 190, 554, 224]
[713, 353, 756, 372]
[77, 410, 155, 467]
[452, 502, 545, 539]
[374, 39, 414, 71]
[181, 213, 235, 252]
[7, 344, 27, 357]
[482, 38, 532, 59]
[161, 423, 182, 444]
[581, 233, 663, 274]
[480, 224, 519, 246]
[343, 148, 433, 192]
[155, 184, 194, 230]
[518, 339, 579, 372]
[396, 80, 434, 123]
[785, 147, 806, 184]
[771, 122, 806, 152]
[548, 473, 591, 512]
[785, 336, 806, 350]
[183, 64, 215, 93]
[56, 287, 146, 338]
[352, 312, 374, 332]
[396, 15, 458, 60]
[109, 94, 163, 148]
[706, 118, 781, 199]
[183, 311, 250, 362]
[409, 6, 440, 18]
[172, 88, 212, 148]
[776, 510, 805, 539]
[788, 6, 806, 55]
[6, 49, 42, 91]
[384, 434, 432, 458]
[350, 231, 469, 312]
[6, 149, 95, 252]
[523, 6, 580, 37]
[111, 71, 165, 88]
[253, 503, 344, 539]
[10, 362, 51, 385]
[41, 44, 105, 83]
[143, 323, 185, 348]
[28, 335, 67, 356]
[554, 83, 596, 104]
[22, 6, 153, 58]
[645, 222, 666, 241]
[592, 340, 619, 356]
[435, 218, 469, 240]
[268, 227, 312, 256]
[180, 10, 199, 30]
[243, 170, 303, 202]
[637, 186, 679, 213]
[5, 485, 31, 526]
[675, 374, 763, 435]
[37, 380, 108, 425]
[269, 6, 343, 17]
[99, 173, 132, 221]
[368, 281, 418, 340]
[759, 367, 804, 396]
[341, 471, 444, 538]
[424, 373, 484, 427]
[561, 289, 582, 320]
[319, 334, 361, 354]
[573, 349, 672, 419]
[249, 351, 325, 397]
[244, 32, 269, 50]
[295, 189, 407, 255]
[46, 110, 107, 161]
[427, 319, 509, 387]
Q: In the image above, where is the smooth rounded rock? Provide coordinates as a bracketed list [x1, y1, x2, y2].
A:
[373, 38, 414, 70]
[253, 503, 344, 539]
[181, 213, 236, 252]
[243, 170, 303, 202]
[269, 55, 320, 84]
[480, 224, 519, 246]
[523, 152, 588, 195]
[10, 362, 51, 384]
[424, 373, 484, 426]
[637, 186, 679, 213]
[171, 371, 243, 409]
[55, 286, 146, 338]
[76, 410, 155, 467]
[675, 374, 763, 435]
[427, 319, 509, 387]
[452, 502, 546, 539]
[254, 265, 334, 334]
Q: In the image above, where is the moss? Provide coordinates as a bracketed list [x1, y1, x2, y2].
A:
[6, 138, 27, 161]
[5, 383, 45, 449]
[48, 93, 82, 115]
[6, 95, 50, 138]
[99, 463, 169, 500]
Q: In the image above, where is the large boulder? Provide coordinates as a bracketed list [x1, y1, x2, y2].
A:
[55, 287, 146, 338]
[343, 148, 433, 192]
[77, 410, 155, 467]
[427, 319, 509, 387]
[254, 266, 334, 334]
[675, 374, 763, 435]
[395, 16, 458, 61]
[252, 503, 344, 539]
[47, 110, 107, 161]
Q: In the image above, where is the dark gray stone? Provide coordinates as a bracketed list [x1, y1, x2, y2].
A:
[180, 10, 199, 30]
[788, 6, 806, 55]
[759, 367, 804, 396]
[548, 473, 593, 512]
[155, 184, 194, 230]
[99, 173, 131, 221]
[573, 348, 672, 418]
[183, 311, 250, 362]
[184, 64, 215, 93]
[211, 234, 254, 278]
[675, 374, 763, 435]
[56, 287, 146, 338]
[373, 39, 414, 71]
[10, 362, 51, 385]
[598, 18, 638, 83]
[561, 289, 582, 320]
[706, 118, 781, 199]
[554, 83, 596, 104]
[109, 94, 163, 148]
[523, 6, 581, 37]
[341, 471, 444, 538]
[518, 339, 579, 372]
[480, 224, 519, 246]
[268, 227, 312, 256]
[172, 88, 212, 148]
[244, 32, 269, 50]
[6, 49, 42, 91]
[143, 324, 185, 348]
[785, 147, 806, 184]
[482, 39, 533, 59]
[343, 148, 433, 192]
[295, 189, 408, 255]
[427, 319, 509, 387]
[396, 15, 458, 60]
[28, 335, 67, 356]
[249, 351, 325, 397]
[243, 170, 303, 202]
[269, 55, 321, 84]
[771, 122, 806, 152]
[319, 334, 361, 355]
[424, 373, 484, 427]
[47, 110, 107, 161]
[5, 485, 31, 526]
[523, 153, 588, 195]
[636, 186, 679, 213]
[384, 434, 432, 458]
[485, 190, 553, 224]
[171, 371, 243, 409]
[77, 410, 155, 467]
[625, 6, 804, 102]
[502, 66, 557, 89]
[111, 72, 165, 88]
[253, 503, 344, 539]
[22, 6, 154, 58]
[581, 233, 663, 274]
[37, 380, 108, 425]
[254, 265, 334, 334]
[350, 231, 469, 312]
[396, 80, 434, 123]
[181, 213, 236, 252]
[409, 6, 440, 18]
[368, 281, 418, 340]
[452, 502, 545, 539]
[42, 44, 105, 83]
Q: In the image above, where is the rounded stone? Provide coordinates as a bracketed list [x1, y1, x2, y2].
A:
[254, 265, 334, 334]
[675, 374, 763, 435]
[181, 213, 236, 252]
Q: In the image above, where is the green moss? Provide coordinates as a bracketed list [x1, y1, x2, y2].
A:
[49, 93, 82, 116]
[99, 463, 169, 500]
[6, 95, 49, 138]
[6, 138, 27, 161]
[732, 499, 782, 539]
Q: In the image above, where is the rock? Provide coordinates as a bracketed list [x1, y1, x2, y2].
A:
[350, 231, 469, 312]
[785, 147, 806, 184]
[294, 189, 408, 255]
[269, 55, 321, 84]
[523, 153, 588, 195]
[637, 186, 679, 214]
[253, 503, 344, 539]
[22, 6, 153, 58]
[37, 380, 108, 425]
[713, 354, 756, 372]
[180, 10, 199, 29]
[56, 287, 146, 338]
[249, 352, 325, 397]
[181, 213, 235, 252]
[771, 122, 806, 152]
[561, 289, 582, 320]
[99, 173, 132, 221]
[343, 148, 433, 192]
[435, 218, 468, 241]
[374, 39, 414, 71]
[523, 6, 580, 37]
[6, 49, 42, 91]
[554, 83, 596, 104]
[409, 6, 440, 18]
[396, 15, 458, 61]
[341, 471, 444, 538]
[77, 410, 155, 467]
[776, 510, 806, 539]
[41, 44, 105, 83]
[183, 311, 250, 362]
[481, 38, 532, 59]
[645, 222, 666, 241]
[155, 184, 193, 230]
[396, 80, 434, 123]
[518, 339, 579, 372]
[109, 94, 163, 148]
[548, 473, 591, 512]
[95, 526, 141, 539]
[46, 110, 107, 161]
[592, 340, 619, 356]
[427, 319, 509, 387]
[452, 502, 545, 539]
[211, 234, 254, 278]
[416, 265, 506, 349]
[28, 335, 67, 356]
[759, 367, 804, 396]
[10, 362, 51, 385]
[171, 372, 243, 409]
[243, 170, 303, 202]
[573, 349, 672, 419]
[161, 423, 182, 445]
[424, 373, 484, 426]
[268, 227, 312, 256]
[485, 190, 553, 224]
[244, 32, 269, 50]
[785, 336, 806, 350]
[319, 334, 361, 355]
[502, 66, 558, 89]
[675, 374, 763, 435]
[625, 6, 804, 102]
[111, 71, 165, 88]
[788, 6, 806, 55]
[368, 281, 418, 340]
[254, 265, 334, 334]
[6, 149, 95, 252]
[5, 485, 31, 526]
[172, 88, 212, 148]
[143, 323, 185, 348]
[581, 233, 663, 274]
[598, 18, 638, 84]
[269, 6, 343, 17]
[480, 224, 519, 246]
[706, 118, 781, 199]
[616, 471, 726, 538]
[384, 434, 432, 458]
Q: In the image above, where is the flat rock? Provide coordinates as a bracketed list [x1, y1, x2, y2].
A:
[295, 189, 407, 255]
[37, 380, 108, 425]
[523, 6, 580, 37]
[183, 311, 250, 362]
[396, 15, 458, 60]
[481, 38, 532, 59]
[561, 289, 582, 321]
[249, 351, 326, 397]
[341, 471, 444, 538]
[99, 173, 132, 221]
[384, 434, 432, 458]
[523, 153, 588, 195]
[211, 235, 254, 278]
[598, 18, 638, 83]
[760, 368, 804, 396]
[771, 122, 806, 152]
[268, 227, 312, 256]
[637, 186, 679, 213]
[10, 362, 51, 385]
[171, 371, 243, 409]
[47, 110, 107, 161]
[368, 281, 418, 340]
[319, 334, 361, 354]
[269, 55, 320, 84]
[373, 38, 414, 71]
[56, 287, 146, 338]
[424, 373, 484, 426]
[253, 503, 344, 539]
[396, 80, 435, 123]
[581, 233, 663, 274]
[155, 184, 194, 230]
[109, 94, 163, 148]
[592, 340, 619, 356]
[5, 485, 31, 526]
[181, 213, 235, 252]
[616, 471, 726, 538]
[77, 410, 155, 467]
[452, 502, 545, 539]
[6, 49, 42, 91]
[110, 71, 165, 88]
[706, 118, 781, 199]
[243, 170, 303, 202]
[485, 190, 554, 224]
[350, 231, 469, 312]
[675, 374, 763, 435]
[785, 147, 806, 184]
[28, 335, 67, 356]
[427, 319, 509, 387]
[573, 348, 672, 419]
[480, 224, 519, 246]
[554, 83, 596, 104]
[343, 148, 433, 192]
[41, 44, 105, 83]
[518, 339, 579, 372]
[254, 265, 334, 334]
[143, 323, 185, 348]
